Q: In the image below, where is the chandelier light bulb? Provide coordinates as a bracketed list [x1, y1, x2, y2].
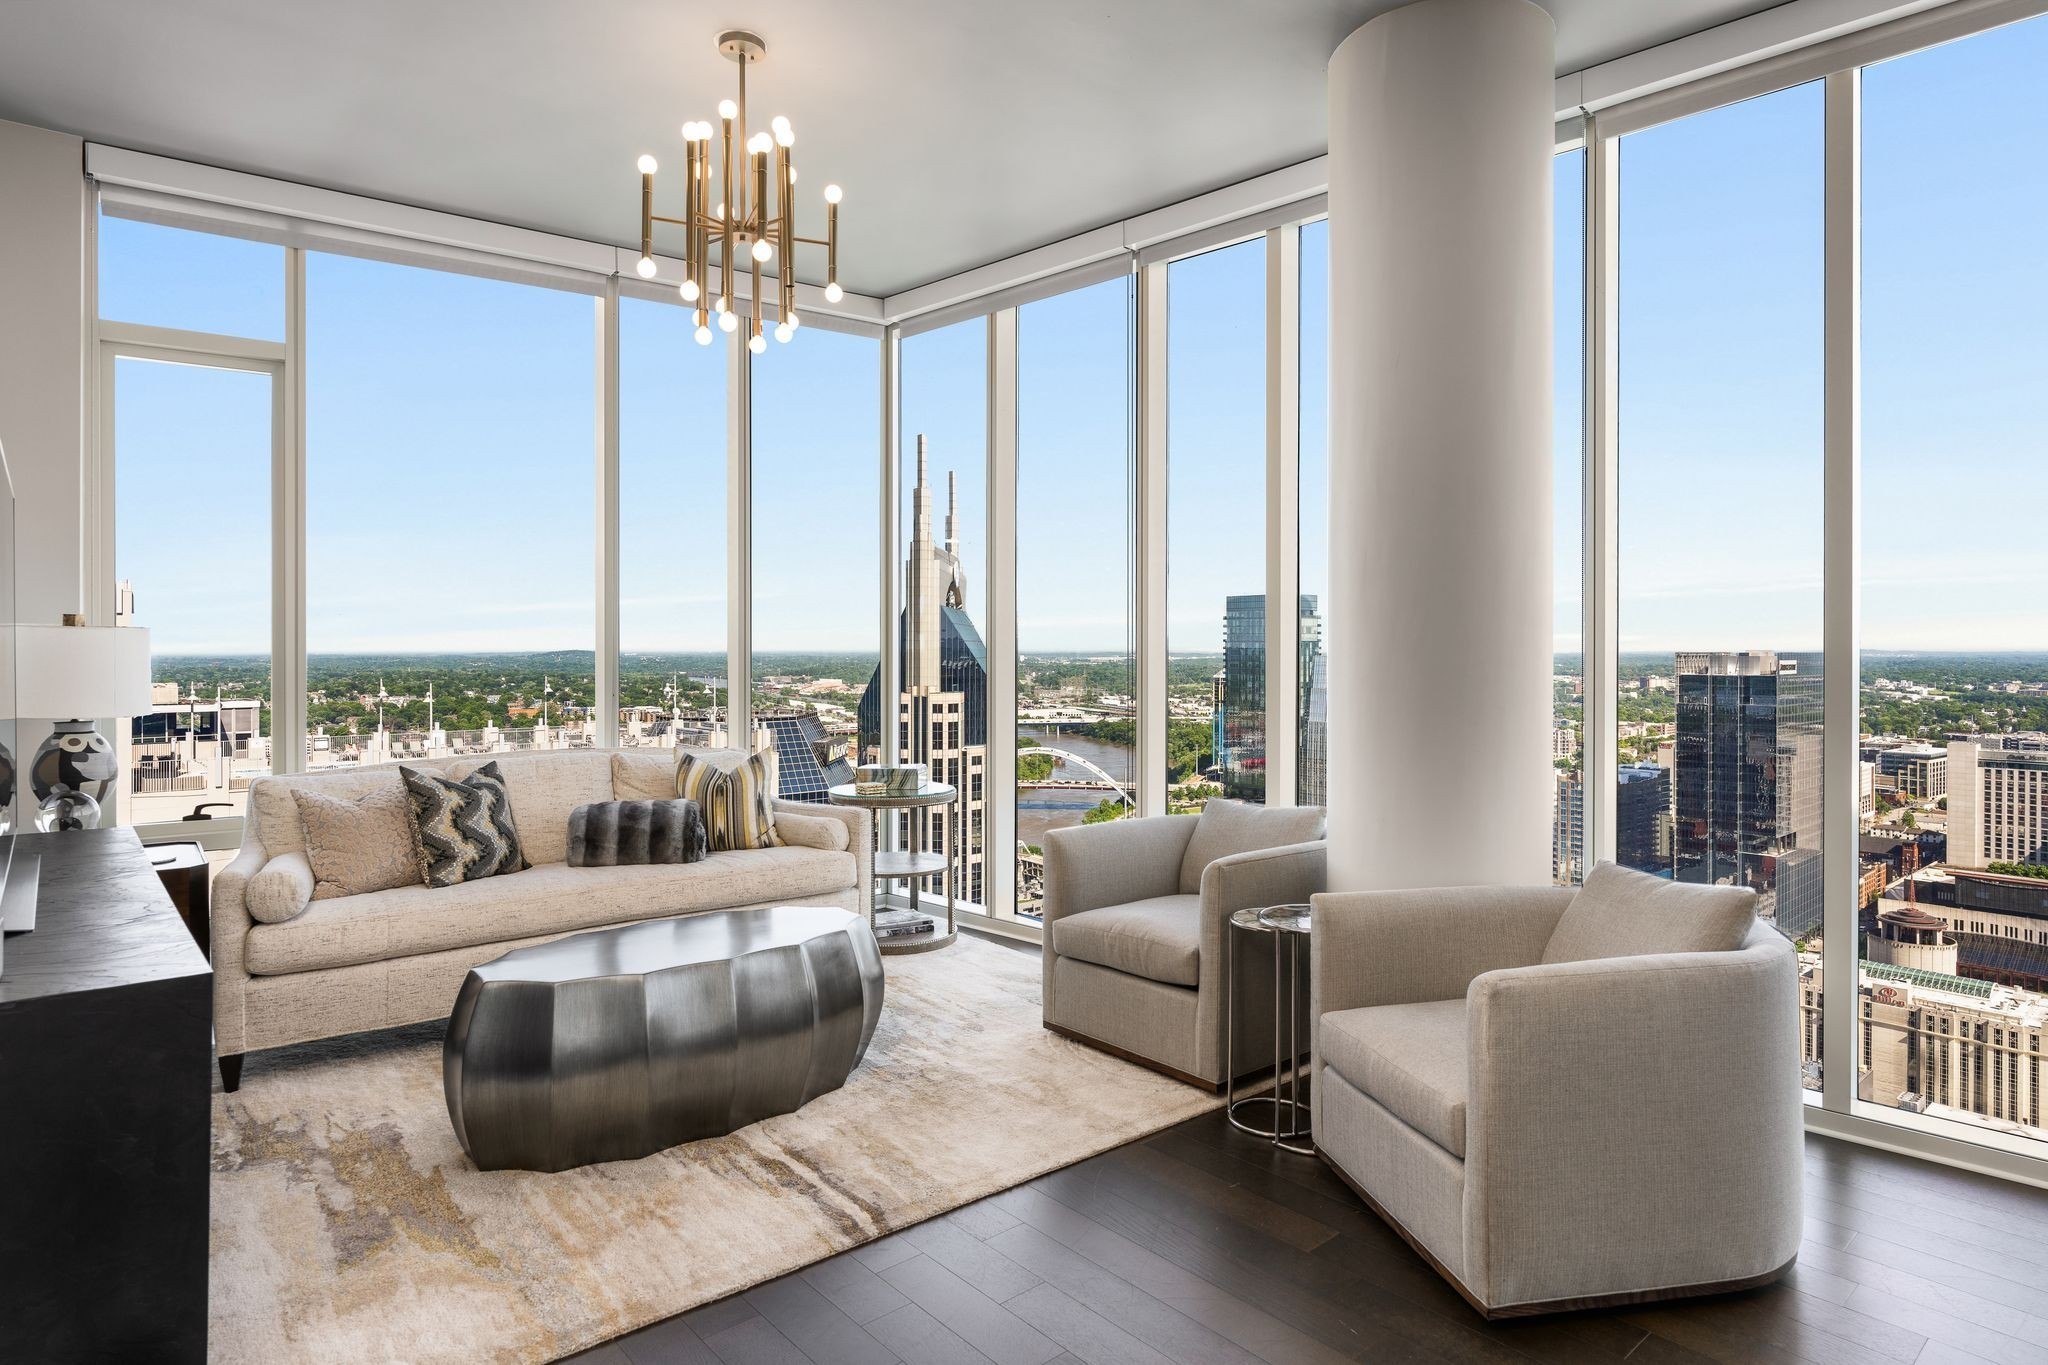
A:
[785, 311, 800, 331]
[695, 324, 713, 346]
[774, 321, 793, 343]
[823, 184, 842, 204]
[824, 281, 844, 303]
[749, 132, 773, 156]
[752, 238, 773, 263]
[679, 278, 701, 302]
[636, 154, 658, 175]
[635, 255, 657, 279]
[775, 126, 795, 148]
[771, 115, 791, 135]
[718, 99, 738, 121]
[749, 333, 767, 354]
[787, 168, 796, 183]
[714, 294, 728, 314]
[718, 309, 739, 333]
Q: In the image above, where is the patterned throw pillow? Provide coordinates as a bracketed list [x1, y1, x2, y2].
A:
[400, 761, 529, 888]
[676, 750, 783, 851]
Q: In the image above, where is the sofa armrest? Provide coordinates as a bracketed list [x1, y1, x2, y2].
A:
[776, 799, 871, 919]
[211, 836, 268, 972]
[776, 809, 851, 852]
[1042, 815, 1196, 926]
[1310, 885, 1572, 1020]
[1461, 935, 1803, 1307]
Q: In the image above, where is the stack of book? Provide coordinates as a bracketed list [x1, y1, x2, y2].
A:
[874, 908, 934, 941]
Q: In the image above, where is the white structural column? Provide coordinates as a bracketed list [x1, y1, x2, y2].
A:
[1326, 0, 1556, 890]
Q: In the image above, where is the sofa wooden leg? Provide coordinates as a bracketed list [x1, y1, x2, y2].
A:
[218, 1054, 243, 1093]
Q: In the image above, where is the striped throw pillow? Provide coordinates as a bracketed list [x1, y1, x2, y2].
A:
[676, 751, 783, 851]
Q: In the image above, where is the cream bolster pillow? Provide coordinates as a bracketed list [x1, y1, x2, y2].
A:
[776, 810, 850, 853]
[246, 852, 316, 924]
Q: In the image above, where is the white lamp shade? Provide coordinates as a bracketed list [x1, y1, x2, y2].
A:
[16, 624, 155, 719]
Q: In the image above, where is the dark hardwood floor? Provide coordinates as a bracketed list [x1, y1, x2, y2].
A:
[561, 1112, 2048, 1365]
[565, 932, 2048, 1365]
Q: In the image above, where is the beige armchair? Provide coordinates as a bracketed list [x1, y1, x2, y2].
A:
[1310, 865, 1803, 1317]
[1041, 803, 1326, 1089]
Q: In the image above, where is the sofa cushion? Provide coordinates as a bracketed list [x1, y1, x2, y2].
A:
[244, 847, 856, 976]
[449, 750, 614, 866]
[1179, 800, 1326, 895]
[1319, 999, 1469, 1158]
[249, 760, 462, 857]
[1541, 862, 1758, 966]
[292, 780, 419, 899]
[1051, 894, 1202, 987]
[402, 762, 528, 888]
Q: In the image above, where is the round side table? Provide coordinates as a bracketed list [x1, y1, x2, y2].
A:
[827, 782, 959, 954]
[1225, 902, 1313, 1155]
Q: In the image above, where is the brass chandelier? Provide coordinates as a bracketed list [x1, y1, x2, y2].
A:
[632, 29, 842, 353]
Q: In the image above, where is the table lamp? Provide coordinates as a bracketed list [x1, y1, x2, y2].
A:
[16, 617, 153, 832]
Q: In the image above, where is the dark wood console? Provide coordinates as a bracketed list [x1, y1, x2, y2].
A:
[0, 826, 211, 1362]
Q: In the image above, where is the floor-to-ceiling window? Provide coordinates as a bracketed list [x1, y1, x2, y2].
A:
[891, 319, 988, 906]
[1299, 223, 1329, 812]
[304, 254, 596, 766]
[749, 322, 881, 803]
[1618, 84, 1827, 1091]
[1860, 14, 2048, 1148]
[1166, 239, 1266, 807]
[99, 218, 283, 824]
[1017, 277, 1137, 917]
[1553, 148, 1588, 885]
[618, 293, 728, 750]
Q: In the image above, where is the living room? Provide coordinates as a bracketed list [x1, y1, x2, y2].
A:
[3, 0, 2048, 1361]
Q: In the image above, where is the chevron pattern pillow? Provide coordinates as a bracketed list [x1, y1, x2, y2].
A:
[676, 750, 783, 851]
[400, 761, 529, 888]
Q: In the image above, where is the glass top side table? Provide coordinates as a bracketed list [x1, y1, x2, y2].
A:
[1225, 901, 1313, 1155]
[827, 782, 959, 955]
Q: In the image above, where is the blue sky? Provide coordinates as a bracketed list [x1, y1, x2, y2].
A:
[98, 14, 2046, 658]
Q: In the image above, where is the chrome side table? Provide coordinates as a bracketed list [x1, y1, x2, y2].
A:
[1225, 902, 1313, 1155]
[827, 782, 959, 955]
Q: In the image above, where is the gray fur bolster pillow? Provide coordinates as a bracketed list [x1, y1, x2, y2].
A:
[566, 799, 709, 867]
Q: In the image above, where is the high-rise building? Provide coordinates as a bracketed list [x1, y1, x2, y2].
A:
[1215, 594, 1321, 803]
[1553, 769, 1583, 885]
[1616, 761, 1671, 875]
[1877, 744, 1947, 801]
[858, 437, 989, 904]
[1673, 650, 1824, 939]
[1947, 739, 2048, 870]
[1300, 649, 1328, 807]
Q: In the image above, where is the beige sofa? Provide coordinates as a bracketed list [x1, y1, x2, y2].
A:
[1310, 865, 1803, 1317]
[210, 747, 870, 1090]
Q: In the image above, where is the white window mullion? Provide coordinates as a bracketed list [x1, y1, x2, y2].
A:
[594, 281, 621, 749]
[1135, 262, 1169, 817]
[1820, 66, 1862, 1118]
[1585, 120, 1620, 869]
[727, 320, 752, 744]
[986, 309, 1019, 920]
[1264, 227, 1301, 806]
[274, 245, 308, 778]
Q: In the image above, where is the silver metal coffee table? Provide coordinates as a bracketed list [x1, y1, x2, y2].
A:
[444, 905, 885, 1172]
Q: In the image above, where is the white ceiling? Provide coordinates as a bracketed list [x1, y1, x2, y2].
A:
[0, 0, 1795, 296]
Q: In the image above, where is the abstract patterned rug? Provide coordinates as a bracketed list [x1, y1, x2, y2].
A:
[208, 933, 1221, 1363]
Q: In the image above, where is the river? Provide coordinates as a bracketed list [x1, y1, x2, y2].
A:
[1016, 725, 1136, 848]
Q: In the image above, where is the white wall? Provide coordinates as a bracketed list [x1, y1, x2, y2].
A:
[1324, 0, 1557, 891]
[0, 117, 88, 626]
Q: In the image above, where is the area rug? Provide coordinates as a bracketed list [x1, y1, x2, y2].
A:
[209, 933, 1221, 1363]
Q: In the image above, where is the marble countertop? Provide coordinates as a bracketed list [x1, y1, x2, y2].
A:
[0, 827, 211, 1004]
